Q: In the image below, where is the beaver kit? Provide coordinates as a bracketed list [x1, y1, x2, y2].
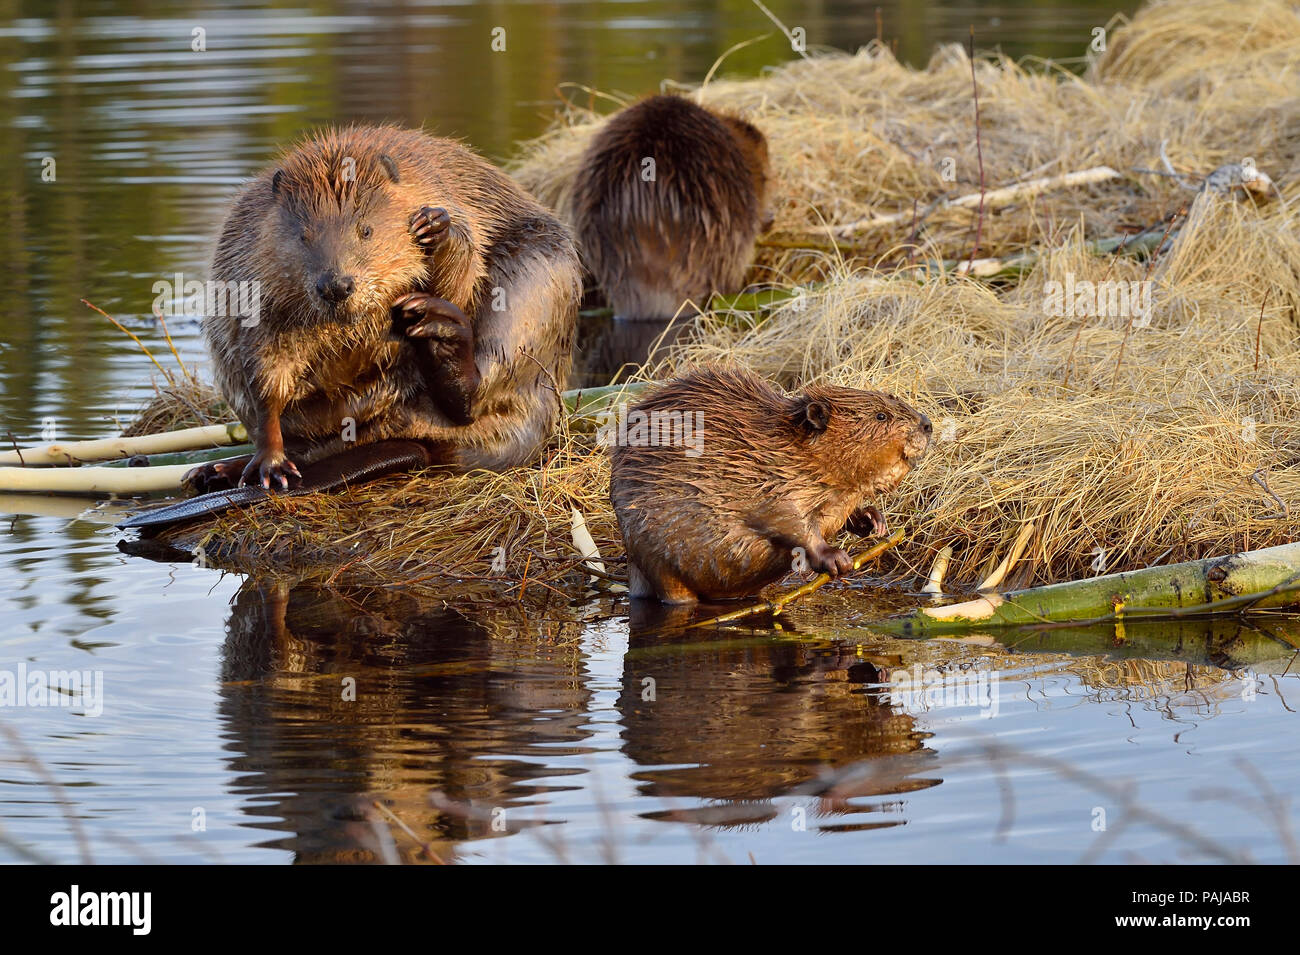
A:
[123, 125, 580, 530]
[573, 95, 772, 320]
[609, 366, 932, 604]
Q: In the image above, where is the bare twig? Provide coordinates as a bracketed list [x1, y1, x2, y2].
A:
[688, 529, 904, 629]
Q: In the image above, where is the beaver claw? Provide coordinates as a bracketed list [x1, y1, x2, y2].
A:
[845, 505, 888, 537]
[392, 293, 473, 350]
[239, 450, 302, 491]
[409, 206, 451, 252]
[810, 544, 854, 578]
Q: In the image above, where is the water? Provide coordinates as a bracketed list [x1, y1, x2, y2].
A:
[5, 0, 1298, 866]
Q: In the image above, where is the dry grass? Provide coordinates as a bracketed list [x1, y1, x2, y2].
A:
[178, 431, 623, 593]
[121, 376, 229, 436]
[144, 0, 1300, 598]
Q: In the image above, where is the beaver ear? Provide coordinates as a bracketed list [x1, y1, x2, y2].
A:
[271, 169, 284, 197]
[799, 399, 831, 434]
[378, 154, 400, 184]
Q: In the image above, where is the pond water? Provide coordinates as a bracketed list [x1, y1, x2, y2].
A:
[5, 0, 1299, 866]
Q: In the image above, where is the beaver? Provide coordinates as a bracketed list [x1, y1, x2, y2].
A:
[125, 125, 580, 529]
[608, 366, 931, 604]
[572, 95, 773, 321]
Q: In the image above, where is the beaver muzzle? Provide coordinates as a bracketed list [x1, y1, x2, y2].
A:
[316, 269, 355, 305]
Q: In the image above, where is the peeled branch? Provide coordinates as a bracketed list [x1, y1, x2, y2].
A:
[0, 422, 248, 467]
[921, 545, 953, 596]
[829, 166, 1121, 237]
[689, 529, 905, 629]
[0, 464, 196, 495]
[977, 521, 1036, 591]
[570, 507, 606, 578]
[877, 541, 1300, 636]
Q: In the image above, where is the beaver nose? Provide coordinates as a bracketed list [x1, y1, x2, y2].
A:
[919, 414, 933, 435]
[316, 270, 355, 304]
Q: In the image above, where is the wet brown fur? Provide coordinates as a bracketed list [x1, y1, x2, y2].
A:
[573, 95, 772, 320]
[609, 366, 932, 604]
[204, 124, 580, 485]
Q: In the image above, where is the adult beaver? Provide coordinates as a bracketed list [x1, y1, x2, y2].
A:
[123, 125, 580, 530]
[573, 95, 773, 321]
[609, 367, 931, 604]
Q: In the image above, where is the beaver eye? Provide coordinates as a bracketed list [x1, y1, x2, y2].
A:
[358, 224, 373, 239]
[299, 232, 309, 244]
[876, 412, 888, 421]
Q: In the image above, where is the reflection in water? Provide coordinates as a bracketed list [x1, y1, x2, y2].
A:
[197, 578, 1300, 862]
[217, 581, 592, 863]
[618, 630, 935, 831]
[214, 579, 938, 859]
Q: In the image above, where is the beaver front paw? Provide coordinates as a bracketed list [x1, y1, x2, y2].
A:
[392, 292, 480, 426]
[844, 505, 887, 537]
[809, 544, 853, 578]
[239, 449, 302, 491]
[392, 292, 473, 351]
[409, 206, 451, 253]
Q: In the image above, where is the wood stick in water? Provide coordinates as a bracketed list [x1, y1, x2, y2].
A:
[0, 422, 248, 467]
[688, 529, 905, 629]
[0, 463, 196, 495]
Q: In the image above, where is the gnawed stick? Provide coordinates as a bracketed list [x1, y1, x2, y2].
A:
[570, 507, 607, 580]
[977, 521, 1036, 592]
[0, 463, 196, 495]
[0, 422, 249, 466]
[688, 529, 905, 630]
[921, 545, 953, 596]
[828, 166, 1121, 237]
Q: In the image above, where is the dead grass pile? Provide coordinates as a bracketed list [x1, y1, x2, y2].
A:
[121, 376, 228, 436]
[172, 429, 623, 590]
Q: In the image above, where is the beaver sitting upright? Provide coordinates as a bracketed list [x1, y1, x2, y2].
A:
[137, 125, 579, 524]
[609, 367, 931, 604]
[573, 95, 773, 321]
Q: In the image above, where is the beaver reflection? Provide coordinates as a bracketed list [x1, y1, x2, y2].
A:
[217, 580, 592, 864]
[617, 626, 939, 832]
[571, 311, 693, 389]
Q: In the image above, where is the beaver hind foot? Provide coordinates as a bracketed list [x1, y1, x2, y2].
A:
[185, 455, 253, 494]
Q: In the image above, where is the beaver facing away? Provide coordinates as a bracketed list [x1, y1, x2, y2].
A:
[609, 367, 931, 604]
[165, 125, 579, 513]
[572, 95, 773, 321]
